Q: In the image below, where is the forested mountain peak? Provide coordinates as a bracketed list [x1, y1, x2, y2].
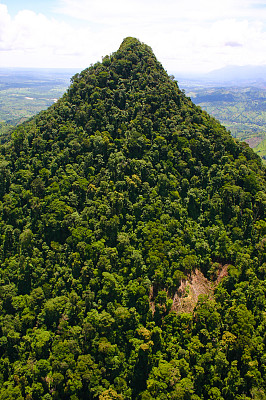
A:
[0, 39, 265, 399]
[116, 37, 160, 69]
[118, 37, 149, 52]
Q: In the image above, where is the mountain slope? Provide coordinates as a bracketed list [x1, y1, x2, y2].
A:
[0, 37, 265, 400]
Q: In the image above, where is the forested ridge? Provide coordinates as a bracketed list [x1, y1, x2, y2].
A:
[0, 37, 265, 399]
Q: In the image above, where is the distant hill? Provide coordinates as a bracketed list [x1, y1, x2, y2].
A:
[205, 65, 266, 85]
[175, 64, 266, 87]
[183, 85, 266, 162]
[176, 66, 266, 162]
[0, 38, 265, 400]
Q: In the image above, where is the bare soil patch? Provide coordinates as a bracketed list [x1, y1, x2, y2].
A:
[171, 269, 212, 314]
[149, 265, 229, 314]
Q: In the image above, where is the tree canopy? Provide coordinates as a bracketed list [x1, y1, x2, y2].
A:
[0, 37, 265, 399]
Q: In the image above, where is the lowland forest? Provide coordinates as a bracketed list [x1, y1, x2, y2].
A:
[0, 37, 265, 400]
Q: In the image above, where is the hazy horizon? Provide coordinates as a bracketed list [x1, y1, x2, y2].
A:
[1, 64, 266, 86]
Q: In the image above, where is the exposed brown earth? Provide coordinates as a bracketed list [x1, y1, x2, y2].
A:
[171, 269, 212, 314]
[149, 264, 229, 314]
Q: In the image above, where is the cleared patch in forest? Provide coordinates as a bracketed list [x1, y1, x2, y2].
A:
[149, 265, 229, 315]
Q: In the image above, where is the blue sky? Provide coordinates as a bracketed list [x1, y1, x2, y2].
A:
[1, 0, 266, 74]
[4, 0, 55, 17]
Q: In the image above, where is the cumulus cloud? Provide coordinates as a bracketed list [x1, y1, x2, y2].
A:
[54, 0, 266, 72]
[0, 0, 266, 72]
[0, 3, 95, 67]
[57, 0, 266, 24]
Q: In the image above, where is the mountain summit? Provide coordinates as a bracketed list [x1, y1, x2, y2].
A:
[0, 38, 265, 399]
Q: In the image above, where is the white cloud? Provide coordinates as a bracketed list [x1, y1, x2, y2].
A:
[0, 0, 266, 72]
[55, 0, 266, 72]
[57, 0, 266, 23]
[0, 3, 94, 67]
[0, 4, 12, 50]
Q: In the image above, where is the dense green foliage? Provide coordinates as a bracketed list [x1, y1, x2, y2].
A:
[0, 121, 12, 142]
[0, 37, 265, 399]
